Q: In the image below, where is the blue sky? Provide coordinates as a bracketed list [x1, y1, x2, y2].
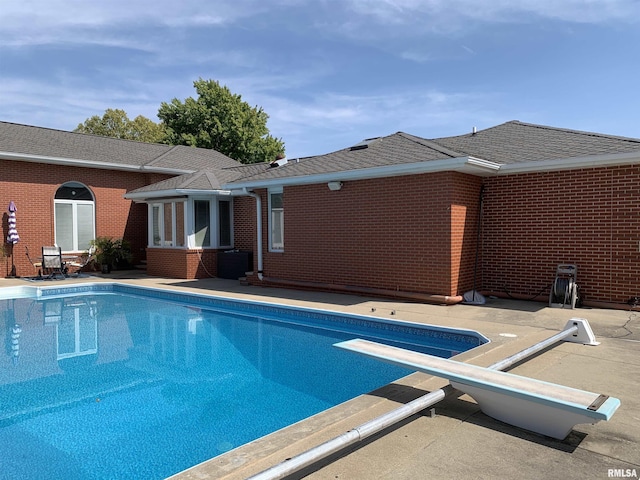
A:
[1, 1, 639, 158]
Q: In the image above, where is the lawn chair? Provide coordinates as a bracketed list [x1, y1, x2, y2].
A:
[25, 246, 43, 277]
[65, 246, 96, 276]
[41, 246, 66, 279]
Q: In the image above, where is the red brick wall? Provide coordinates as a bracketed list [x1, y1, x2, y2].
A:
[233, 196, 257, 253]
[146, 248, 219, 279]
[482, 165, 640, 305]
[251, 173, 483, 296]
[0, 158, 171, 277]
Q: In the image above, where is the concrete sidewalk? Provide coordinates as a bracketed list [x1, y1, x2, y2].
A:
[2, 274, 639, 479]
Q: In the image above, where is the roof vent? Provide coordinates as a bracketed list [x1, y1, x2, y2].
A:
[472, 126, 477, 135]
[269, 157, 288, 168]
[350, 137, 380, 151]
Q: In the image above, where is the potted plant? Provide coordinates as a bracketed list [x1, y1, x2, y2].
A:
[90, 236, 132, 273]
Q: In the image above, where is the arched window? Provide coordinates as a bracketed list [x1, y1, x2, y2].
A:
[54, 182, 95, 252]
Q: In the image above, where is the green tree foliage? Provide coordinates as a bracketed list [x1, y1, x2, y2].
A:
[158, 79, 285, 164]
[75, 109, 166, 144]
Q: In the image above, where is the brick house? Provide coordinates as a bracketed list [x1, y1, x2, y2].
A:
[2, 120, 639, 308]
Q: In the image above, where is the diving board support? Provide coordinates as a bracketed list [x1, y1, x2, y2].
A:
[563, 318, 599, 345]
[335, 338, 619, 440]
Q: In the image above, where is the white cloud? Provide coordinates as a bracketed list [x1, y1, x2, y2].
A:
[259, 87, 502, 156]
[341, 0, 640, 26]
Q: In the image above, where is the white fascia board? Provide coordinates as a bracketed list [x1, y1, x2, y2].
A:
[499, 151, 640, 175]
[0, 151, 192, 174]
[225, 156, 501, 190]
[139, 165, 194, 174]
[124, 189, 232, 201]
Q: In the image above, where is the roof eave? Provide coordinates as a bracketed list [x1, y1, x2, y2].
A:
[0, 151, 193, 175]
[499, 151, 640, 175]
[124, 188, 233, 201]
[225, 157, 502, 190]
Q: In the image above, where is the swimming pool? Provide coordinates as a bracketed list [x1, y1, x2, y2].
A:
[0, 283, 487, 479]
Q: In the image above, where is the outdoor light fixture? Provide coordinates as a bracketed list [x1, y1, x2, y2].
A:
[327, 181, 343, 191]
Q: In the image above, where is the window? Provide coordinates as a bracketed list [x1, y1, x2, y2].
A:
[191, 198, 233, 248]
[54, 182, 95, 252]
[218, 199, 232, 247]
[150, 200, 186, 247]
[194, 200, 210, 247]
[269, 189, 284, 251]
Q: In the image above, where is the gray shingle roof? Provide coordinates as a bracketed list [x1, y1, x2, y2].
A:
[230, 132, 464, 183]
[125, 161, 272, 196]
[0, 121, 240, 172]
[226, 121, 640, 186]
[431, 121, 640, 164]
[4, 119, 640, 196]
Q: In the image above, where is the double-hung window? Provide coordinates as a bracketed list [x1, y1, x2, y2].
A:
[269, 189, 284, 251]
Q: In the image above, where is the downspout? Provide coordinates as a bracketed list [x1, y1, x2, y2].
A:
[244, 189, 263, 280]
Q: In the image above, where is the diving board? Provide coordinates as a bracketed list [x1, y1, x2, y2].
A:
[334, 338, 620, 439]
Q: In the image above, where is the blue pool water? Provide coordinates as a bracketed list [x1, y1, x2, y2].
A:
[0, 283, 487, 479]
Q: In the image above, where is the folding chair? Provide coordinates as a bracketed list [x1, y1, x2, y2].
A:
[65, 245, 96, 276]
[25, 246, 43, 276]
[41, 246, 66, 279]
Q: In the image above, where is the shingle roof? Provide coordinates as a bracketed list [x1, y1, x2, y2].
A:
[125, 161, 272, 196]
[230, 132, 465, 183]
[4, 119, 640, 196]
[431, 121, 640, 164]
[226, 121, 640, 186]
[0, 121, 240, 172]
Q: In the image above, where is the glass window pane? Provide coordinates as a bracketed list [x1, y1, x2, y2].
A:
[270, 192, 283, 250]
[163, 203, 173, 246]
[55, 203, 74, 251]
[175, 202, 185, 247]
[270, 193, 283, 209]
[272, 210, 283, 249]
[218, 200, 231, 247]
[152, 205, 161, 246]
[77, 203, 95, 250]
[194, 200, 210, 247]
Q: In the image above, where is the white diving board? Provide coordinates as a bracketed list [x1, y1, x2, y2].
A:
[334, 338, 620, 439]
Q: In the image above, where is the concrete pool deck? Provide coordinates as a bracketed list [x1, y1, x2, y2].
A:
[3, 272, 639, 479]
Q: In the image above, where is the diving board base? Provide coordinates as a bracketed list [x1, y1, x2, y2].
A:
[449, 381, 615, 439]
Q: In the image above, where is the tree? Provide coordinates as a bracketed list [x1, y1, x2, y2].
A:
[75, 109, 166, 144]
[158, 79, 285, 164]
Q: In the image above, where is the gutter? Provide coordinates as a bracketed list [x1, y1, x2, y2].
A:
[0, 151, 192, 175]
[243, 188, 264, 280]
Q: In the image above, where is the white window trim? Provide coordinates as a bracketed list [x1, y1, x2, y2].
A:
[148, 200, 187, 248]
[217, 198, 234, 249]
[54, 199, 96, 253]
[158, 196, 234, 249]
[268, 187, 284, 252]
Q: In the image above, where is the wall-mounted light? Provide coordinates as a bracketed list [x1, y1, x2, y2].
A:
[327, 181, 343, 191]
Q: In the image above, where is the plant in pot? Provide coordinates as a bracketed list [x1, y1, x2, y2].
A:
[90, 237, 132, 273]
